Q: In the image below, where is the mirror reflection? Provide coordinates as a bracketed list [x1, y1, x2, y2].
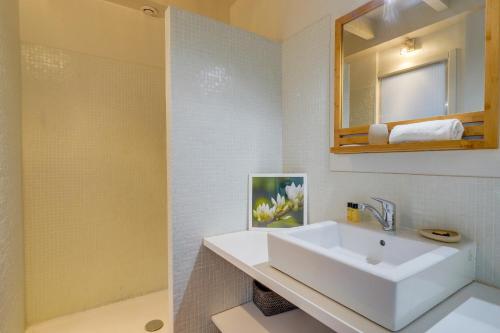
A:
[342, 0, 485, 128]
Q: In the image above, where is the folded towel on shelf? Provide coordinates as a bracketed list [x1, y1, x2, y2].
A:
[389, 119, 464, 144]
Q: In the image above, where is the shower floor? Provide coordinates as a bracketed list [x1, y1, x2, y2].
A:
[26, 289, 168, 333]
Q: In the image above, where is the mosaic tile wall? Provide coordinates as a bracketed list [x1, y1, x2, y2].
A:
[21, 43, 168, 324]
[282, 16, 500, 289]
[0, 0, 24, 332]
[167, 8, 282, 332]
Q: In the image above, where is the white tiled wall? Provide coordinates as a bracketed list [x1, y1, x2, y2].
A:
[167, 8, 282, 332]
[282, 16, 500, 288]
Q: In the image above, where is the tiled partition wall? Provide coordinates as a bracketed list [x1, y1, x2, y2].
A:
[282, 16, 500, 288]
[0, 0, 24, 332]
[166, 8, 282, 332]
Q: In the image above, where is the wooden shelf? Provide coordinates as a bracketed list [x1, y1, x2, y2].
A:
[212, 302, 333, 333]
[330, 140, 488, 154]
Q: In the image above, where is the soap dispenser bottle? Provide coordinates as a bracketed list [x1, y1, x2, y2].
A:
[346, 202, 353, 222]
[351, 203, 360, 223]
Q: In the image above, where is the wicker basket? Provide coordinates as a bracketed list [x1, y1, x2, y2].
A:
[252, 280, 297, 316]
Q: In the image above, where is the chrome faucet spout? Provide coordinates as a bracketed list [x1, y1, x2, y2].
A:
[359, 203, 386, 227]
[359, 197, 396, 232]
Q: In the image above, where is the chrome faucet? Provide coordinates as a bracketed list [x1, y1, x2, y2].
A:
[359, 197, 396, 232]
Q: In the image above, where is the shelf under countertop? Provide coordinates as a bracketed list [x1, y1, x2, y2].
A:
[212, 302, 334, 333]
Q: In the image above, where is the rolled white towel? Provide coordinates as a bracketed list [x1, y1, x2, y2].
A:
[389, 119, 464, 144]
[368, 124, 389, 145]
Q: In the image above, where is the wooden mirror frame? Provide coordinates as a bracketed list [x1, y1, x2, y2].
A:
[332, 0, 500, 154]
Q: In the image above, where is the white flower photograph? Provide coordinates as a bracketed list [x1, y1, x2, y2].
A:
[249, 174, 307, 230]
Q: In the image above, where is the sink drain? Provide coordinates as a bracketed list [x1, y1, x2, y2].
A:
[145, 319, 164, 332]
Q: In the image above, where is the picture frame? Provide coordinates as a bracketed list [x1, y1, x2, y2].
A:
[248, 173, 308, 230]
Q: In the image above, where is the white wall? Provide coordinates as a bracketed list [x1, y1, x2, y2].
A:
[282, 10, 500, 289]
[0, 0, 25, 332]
[167, 8, 283, 332]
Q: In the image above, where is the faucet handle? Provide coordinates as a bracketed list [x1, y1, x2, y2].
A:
[371, 197, 396, 222]
[371, 197, 395, 209]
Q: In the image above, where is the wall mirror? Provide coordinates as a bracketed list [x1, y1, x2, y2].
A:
[332, 0, 499, 154]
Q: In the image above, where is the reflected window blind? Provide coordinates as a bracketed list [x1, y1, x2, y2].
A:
[380, 61, 447, 123]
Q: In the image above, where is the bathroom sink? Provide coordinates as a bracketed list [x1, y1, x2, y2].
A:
[267, 221, 476, 331]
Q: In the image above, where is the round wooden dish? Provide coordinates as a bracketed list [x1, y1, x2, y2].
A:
[419, 229, 461, 243]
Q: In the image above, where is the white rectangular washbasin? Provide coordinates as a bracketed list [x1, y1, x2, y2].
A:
[268, 221, 476, 331]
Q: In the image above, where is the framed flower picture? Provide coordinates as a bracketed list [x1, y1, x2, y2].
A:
[248, 174, 307, 230]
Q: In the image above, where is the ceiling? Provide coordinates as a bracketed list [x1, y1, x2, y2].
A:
[105, 0, 237, 22]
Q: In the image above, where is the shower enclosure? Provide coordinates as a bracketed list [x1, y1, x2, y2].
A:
[20, 0, 168, 331]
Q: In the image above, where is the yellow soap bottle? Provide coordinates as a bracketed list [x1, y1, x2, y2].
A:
[351, 203, 360, 223]
[346, 202, 353, 222]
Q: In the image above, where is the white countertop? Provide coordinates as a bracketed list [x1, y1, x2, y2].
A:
[204, 225, 500, 333]
[426, 297, 500, 333]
